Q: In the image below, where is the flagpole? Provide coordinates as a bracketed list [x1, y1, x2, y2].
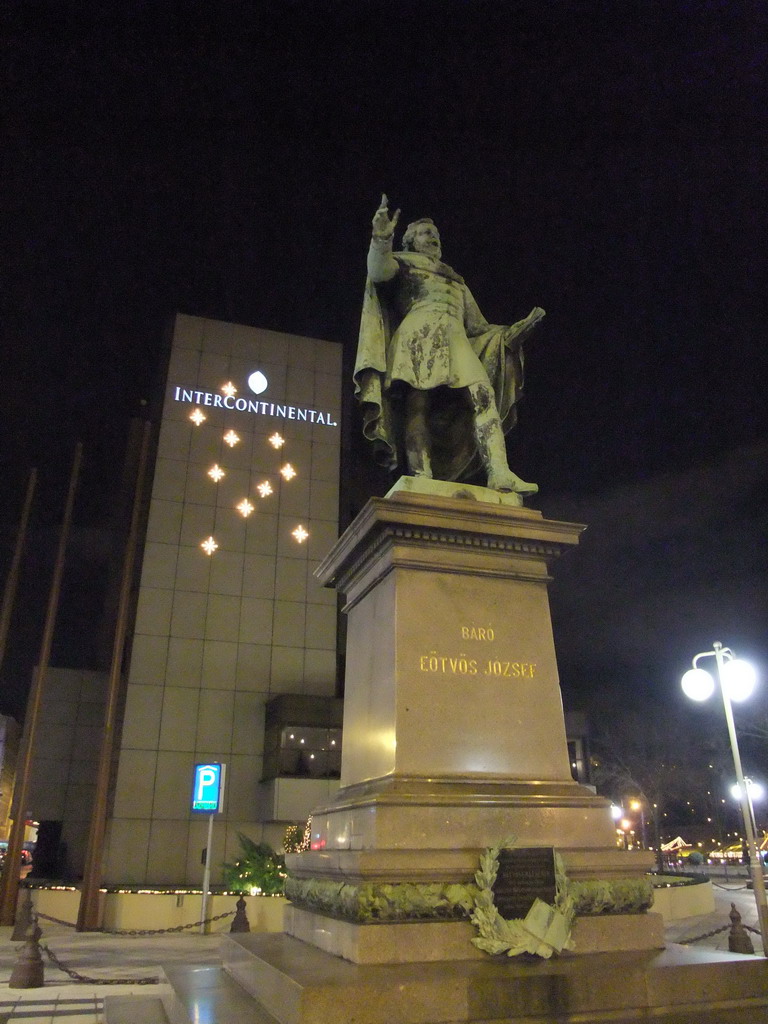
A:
[77, 423, 152, 930]
[0, 468, 37, 674]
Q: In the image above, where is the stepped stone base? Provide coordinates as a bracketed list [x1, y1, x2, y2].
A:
[287, 845, 654, 887]
[284, 905, 665, 964]
[284, 844, 659, 963]
[304, 775, 621, 854]
[222, 933, 768, 1024]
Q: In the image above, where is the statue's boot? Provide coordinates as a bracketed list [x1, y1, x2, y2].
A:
[408, 447, 432, 478]
[405, 390, 433, 478]
[488, 466, 539, 494]
[473, 405, 538, 495]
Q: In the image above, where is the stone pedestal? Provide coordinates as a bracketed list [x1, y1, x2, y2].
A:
[285, 487, 657, 961]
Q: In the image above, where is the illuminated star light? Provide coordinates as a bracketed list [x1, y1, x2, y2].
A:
[221, 381, 237, 398]
[236, 499, 255, 517]
[268, 433, 285, 449]
[292, 525, 309, 543]
[208, 464, 225, 482]
[201, 536, 218, 555]
[257, 481, 273, 498]
[280, 463, 297, 481]
[190, 408, 206, 426]
[223, 430, 240, 447]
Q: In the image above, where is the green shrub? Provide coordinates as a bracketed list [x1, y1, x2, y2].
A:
[222, 833, 286, 894]
[683, 850, 704, 865]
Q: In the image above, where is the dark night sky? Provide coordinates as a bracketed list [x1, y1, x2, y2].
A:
[1, 1, 767, 722]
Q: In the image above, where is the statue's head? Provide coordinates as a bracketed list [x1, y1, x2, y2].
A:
[402, 218, 442, 259]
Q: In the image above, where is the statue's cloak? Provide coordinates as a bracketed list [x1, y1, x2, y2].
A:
[353, 251, 544, 482]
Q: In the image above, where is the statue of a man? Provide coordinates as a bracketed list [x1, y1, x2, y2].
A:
[354, 195, 544, 493]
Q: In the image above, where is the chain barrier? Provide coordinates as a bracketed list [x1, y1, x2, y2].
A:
[677, 923, 730, 945]
[34, 913, 80, 929]
[102, 909, 235, 935]
[40, 943, 159, 986]
[676, 914, 762, 945]
[36, 909, 235, 935]
[16, 900, 239, 986]
[712, 881, 749, 891]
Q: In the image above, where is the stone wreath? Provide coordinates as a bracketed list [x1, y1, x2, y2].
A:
[469, 837, 575, 959]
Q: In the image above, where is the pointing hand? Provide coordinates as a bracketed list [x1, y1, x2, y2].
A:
[372, 193, 401, 239]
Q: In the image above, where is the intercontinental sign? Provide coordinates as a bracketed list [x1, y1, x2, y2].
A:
[172, 368, 338, 428]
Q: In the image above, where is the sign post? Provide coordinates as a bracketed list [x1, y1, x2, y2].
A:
[192, 763, 226, 933]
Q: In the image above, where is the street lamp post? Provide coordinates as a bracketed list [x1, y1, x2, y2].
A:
[681, 641, 768, 953]
[630, 799, 647, 849]
[620, 818, 632, 850]
[731, 779, 765, 861]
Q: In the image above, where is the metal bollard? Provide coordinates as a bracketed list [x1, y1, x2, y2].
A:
[11, 888, 33, 942]
[230, 894, 251, 933]
[728, 901, 755, 955]
[9, 914, 44, 988]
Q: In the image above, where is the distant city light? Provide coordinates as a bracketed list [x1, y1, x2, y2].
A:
[223, 430, 240, 447]
[201, 536, 218, 555]
[292, 525, 309, 543]
[236, 499, 255, 517]
[208, 464, 225, 482]
[190, 408, 206, 426]
[280, 463, 297, 481]
[257, 481, 273, 498]
[268, 433, 285, 449]
[221, 381, 237, 397]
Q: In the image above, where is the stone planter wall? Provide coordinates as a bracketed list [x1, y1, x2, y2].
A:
[26, 888, 286, 934]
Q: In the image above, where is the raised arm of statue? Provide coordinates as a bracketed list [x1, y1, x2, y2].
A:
[372, 193, 400, 239]
[367, 194, 400, 283]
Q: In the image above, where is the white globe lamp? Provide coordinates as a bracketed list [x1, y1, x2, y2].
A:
[681, 667, 715, 702]
[721, 658, 757, 703]
[731, 780, 765, 803]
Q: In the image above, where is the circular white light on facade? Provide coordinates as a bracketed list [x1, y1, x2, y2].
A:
[721, 658, 757, 703]
[248, 370, 268, 395]
[681, 667, 715, 702]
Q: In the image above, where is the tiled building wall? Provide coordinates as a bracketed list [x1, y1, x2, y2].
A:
[104, 315, 341, 886]
[23, 669, 107, 875]
[0, 715, 20, 842]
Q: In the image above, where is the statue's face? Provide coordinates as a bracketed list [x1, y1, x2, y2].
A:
[411, 222, 442, 259]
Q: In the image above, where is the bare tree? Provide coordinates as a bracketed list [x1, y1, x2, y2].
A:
[588, 691, 726, 862]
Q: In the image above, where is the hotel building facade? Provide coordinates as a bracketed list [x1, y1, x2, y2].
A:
[97, 314, 342, 886]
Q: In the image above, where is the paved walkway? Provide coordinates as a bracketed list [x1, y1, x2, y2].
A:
[0, 926, 221, 1023]
[0, 874, 761, 1022]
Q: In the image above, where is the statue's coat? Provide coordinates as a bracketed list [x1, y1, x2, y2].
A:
[354, 251, 543, 482]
